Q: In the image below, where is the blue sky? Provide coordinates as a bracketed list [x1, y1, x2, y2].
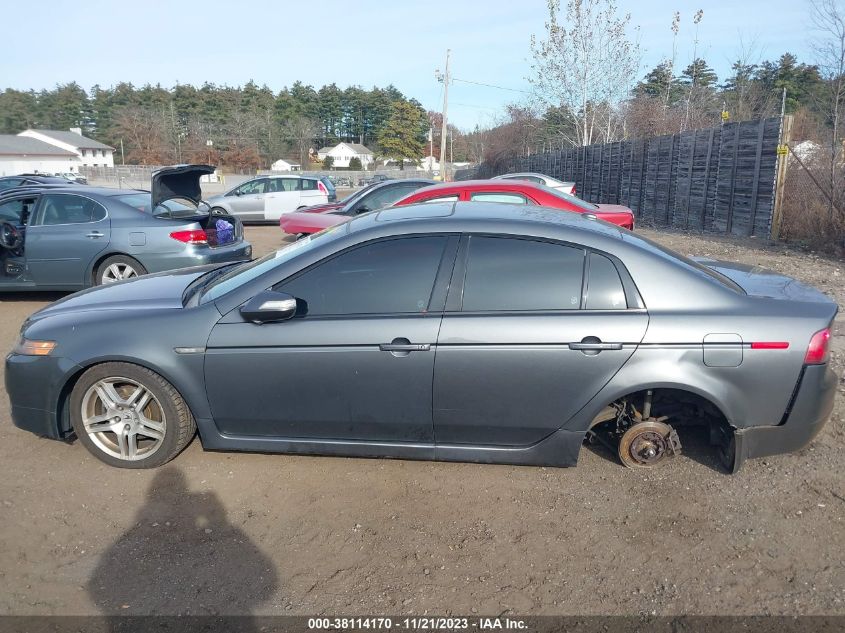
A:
[0, 0, 817, 130]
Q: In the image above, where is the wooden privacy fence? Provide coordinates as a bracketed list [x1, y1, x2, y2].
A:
[468, 117, 787, 238]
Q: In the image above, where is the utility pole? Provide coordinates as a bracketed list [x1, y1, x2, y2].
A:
[120, 138, 125, 166]
[438, 49, 450, 181]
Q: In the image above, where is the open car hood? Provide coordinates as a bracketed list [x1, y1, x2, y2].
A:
[151, 164, 215, 210]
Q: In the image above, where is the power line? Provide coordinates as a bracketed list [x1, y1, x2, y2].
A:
[451, 78, 532, 94]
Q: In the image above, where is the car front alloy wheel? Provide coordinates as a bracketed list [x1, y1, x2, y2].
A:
[70, 363, 196, 468]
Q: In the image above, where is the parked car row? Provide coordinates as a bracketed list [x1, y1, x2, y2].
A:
[279, 174, 634, 238]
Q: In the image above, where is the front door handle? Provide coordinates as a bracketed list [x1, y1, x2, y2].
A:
[86, 231, 104, 239]
[379, 338, 431, 357]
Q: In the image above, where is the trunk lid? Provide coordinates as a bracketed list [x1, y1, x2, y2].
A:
[695, 257, 837, 305]
[151, 164, 215, 210]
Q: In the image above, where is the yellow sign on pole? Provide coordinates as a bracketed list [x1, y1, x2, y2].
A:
[777, 144, 789, 156]
[721, 110, 730, 122]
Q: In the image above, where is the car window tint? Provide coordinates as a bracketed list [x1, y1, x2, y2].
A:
[0, 199, 25, 222]
[469, 192, 529, 204]
[462, 236, 585, 311]
[0, 178, 23, 191]
[280, 179, 299, 192]
[585, 253, 627, 310]
[357, 185, 414, 213]
[418, 195, 459, 204]
[279, 236, 448, 316]
[239, 179, 266, 195]
[38, 194, 106, 225]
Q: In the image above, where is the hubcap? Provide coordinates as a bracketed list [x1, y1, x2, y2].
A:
[81, 377, 166, 461]
[102, 263, 137, 283]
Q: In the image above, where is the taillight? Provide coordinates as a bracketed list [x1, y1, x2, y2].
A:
[170, 229, 207, 245]
[571, 185, 576, 195]
[804, 328, 831, 364]
[317, 181, 328, 195]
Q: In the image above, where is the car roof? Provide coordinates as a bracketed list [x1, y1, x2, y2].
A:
[407, 179, 549, 197]
[345, 200, 622, 241]
[0, 186, 143, 200]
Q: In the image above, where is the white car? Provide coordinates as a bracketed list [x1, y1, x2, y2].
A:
[206, 175, 330, 222]
[492, 172, 576, 195]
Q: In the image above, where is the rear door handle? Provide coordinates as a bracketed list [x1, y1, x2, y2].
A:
[379, 343, 431, 352]
[86, 231, 104, 239]
[568, 342, 623, 351]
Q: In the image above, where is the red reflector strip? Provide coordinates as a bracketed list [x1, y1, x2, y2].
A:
[750, 342, 789, 349]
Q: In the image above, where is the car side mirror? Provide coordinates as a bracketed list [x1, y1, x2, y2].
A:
[240, 290, 298, 324]
[355, 205, 371, 215]
[233, 190, 242, 196]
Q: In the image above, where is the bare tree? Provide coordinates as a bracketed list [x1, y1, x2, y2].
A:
[281, 116, 320, 168]
[529, 0, 641, 147]
[810, 0, 845, 220]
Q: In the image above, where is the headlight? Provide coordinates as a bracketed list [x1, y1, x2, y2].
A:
[13, 338, 57, 356]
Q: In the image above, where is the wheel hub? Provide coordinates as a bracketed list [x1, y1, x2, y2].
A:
[618, 420, 681, 468]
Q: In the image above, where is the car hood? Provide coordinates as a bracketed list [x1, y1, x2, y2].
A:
[27, 266, 222, 323]
[279, 211, 350, 233]
[151, 164, 215, 209]
[299, 201, 346, 214]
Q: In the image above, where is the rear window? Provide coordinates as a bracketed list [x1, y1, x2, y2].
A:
[114, 193, 204, 218]
[319, 177, 336, 194]
[541, 186, 598, 211]
[301, 178, 317, 191]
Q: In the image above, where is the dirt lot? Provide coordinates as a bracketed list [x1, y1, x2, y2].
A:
[0, 225, 843, 617]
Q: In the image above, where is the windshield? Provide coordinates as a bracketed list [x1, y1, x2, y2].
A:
[200, 226, 341, 303]
[113, 193, 208, 218]
[540, 185, 598, 211]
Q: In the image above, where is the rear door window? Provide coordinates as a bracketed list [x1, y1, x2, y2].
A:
[585, 253, 627, 310]
[460, 236, 585, 312]
[300, 178, 318, 191]
[469, 192, 530, 204]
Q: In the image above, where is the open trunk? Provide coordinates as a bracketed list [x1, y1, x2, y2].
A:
[198, 210, 243, 248]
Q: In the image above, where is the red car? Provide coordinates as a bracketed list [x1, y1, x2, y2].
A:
[280, 180, 635, 237]
[394, 181, 634, 229]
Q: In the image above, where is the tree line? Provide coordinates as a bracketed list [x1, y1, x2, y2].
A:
[0, 81, 431, 171]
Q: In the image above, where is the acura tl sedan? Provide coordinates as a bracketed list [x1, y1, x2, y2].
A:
[0, 165, 251, 289]
[6, 203, 837, 472]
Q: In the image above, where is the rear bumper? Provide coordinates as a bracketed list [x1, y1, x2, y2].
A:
[732, 363, 838, 472]
[142, 241, 253, 274]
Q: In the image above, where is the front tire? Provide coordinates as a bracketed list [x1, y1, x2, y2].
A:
[70, 363, 196, 469]
[96, 255, 147, 285]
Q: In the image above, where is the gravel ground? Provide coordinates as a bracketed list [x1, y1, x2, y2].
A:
[0, 225, 842, 617]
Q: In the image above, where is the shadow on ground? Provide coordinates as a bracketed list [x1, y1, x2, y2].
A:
[87, 468, 278, 630]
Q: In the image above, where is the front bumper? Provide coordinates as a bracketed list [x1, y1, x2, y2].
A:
[5, 353, 84, 438]
[732, 363, 838, 472]
[142, 241, 253, 274]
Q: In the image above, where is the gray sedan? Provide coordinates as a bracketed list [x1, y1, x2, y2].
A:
[6, 202, 838, 472]
[0, 165, 252, 290]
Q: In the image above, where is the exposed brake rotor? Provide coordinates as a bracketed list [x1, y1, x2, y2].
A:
[618, 420, 681, 468]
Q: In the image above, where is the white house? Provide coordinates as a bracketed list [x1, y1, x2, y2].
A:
[0, 135, 80, 176]
[18, 128, 115, 168]
[318, 142, 374, 168]
[271, 158, 301, 171]
[419, 155, 440, 172]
